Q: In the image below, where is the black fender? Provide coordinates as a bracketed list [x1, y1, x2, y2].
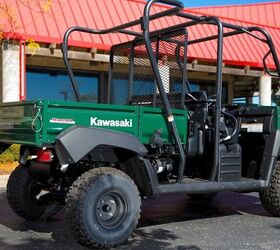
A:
[54, 126, 148, 165]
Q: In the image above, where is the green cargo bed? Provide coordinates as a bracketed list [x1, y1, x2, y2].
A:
[0, 100, 188, 147]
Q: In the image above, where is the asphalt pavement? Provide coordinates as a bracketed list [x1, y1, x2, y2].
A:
[0, 175, 279, 250]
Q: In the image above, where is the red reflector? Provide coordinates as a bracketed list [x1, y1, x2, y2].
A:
[37, 149, 52, 163]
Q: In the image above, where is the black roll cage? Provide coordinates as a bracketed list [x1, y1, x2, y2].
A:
[61, 0, 280, 184]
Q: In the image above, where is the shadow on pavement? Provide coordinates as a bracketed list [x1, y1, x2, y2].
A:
[138, 191, 267, 227]
[213, 192, 269, 217]
[0, 188, 271, 249]
[271, 224, 280, 230]
[124, 228, 203, 250]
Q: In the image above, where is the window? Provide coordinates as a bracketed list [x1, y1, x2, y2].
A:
[232, 95, 278, 106]
[199, 83, 228, 104]
[110, 76, 155, 105]
[171, 79, 228, 104]
[171, 82, 199, 92]
[26, 68, 99, 102]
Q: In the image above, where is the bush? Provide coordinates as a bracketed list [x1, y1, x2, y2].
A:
[0, 145, 20, 163]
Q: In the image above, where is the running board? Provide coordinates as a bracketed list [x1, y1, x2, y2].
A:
[153, 180, 269, 195]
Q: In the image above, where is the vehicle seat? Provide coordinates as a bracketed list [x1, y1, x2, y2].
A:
[185, 91, 208, 157]
[130, 92, 184, 109]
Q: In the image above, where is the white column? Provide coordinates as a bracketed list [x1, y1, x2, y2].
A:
[259, 74, 271, 106]
[158, 65, 170, 93]
[2, 44, 20, 102]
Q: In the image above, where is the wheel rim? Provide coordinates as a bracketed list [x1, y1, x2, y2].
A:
[95, 191, 128, 230]
[28, 180, 48, 206]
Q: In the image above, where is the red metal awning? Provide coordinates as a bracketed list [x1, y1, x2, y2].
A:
[1, 0, 279, 69]
[190, 2, 280, 29]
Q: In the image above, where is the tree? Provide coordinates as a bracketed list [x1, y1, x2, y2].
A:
[0, 0, 53, 53]
[0, 0, 53, 165]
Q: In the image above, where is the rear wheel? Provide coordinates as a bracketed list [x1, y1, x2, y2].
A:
[259, 161, 280, 216]
[66, 167, 141, 248]
[6, 165, 49, 220]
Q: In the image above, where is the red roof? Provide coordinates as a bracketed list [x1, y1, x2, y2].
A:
[1, 0, 279, 69]
[190, 1, 280, 29]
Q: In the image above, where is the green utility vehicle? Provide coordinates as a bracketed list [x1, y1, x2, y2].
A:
[3, 0, 280, 248]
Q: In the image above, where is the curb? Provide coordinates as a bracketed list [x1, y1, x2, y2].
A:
[0, 175, 9, 188]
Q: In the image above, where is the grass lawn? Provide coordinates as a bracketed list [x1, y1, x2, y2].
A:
[0, 162, 18, 175]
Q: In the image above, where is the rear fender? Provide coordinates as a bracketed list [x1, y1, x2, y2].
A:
[55, 126, 147, 165]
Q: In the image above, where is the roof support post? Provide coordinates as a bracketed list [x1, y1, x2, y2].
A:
[2, 44, 21, 102]
[259, 74, 272, 106]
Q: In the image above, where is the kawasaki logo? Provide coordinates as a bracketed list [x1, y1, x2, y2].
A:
[90, 117, 133, 127]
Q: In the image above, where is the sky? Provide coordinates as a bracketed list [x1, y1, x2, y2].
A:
[183, 0, 277, 7]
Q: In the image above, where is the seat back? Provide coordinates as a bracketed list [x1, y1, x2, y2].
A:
[130, 92, 184, 109]
[186, 91, 208, 157]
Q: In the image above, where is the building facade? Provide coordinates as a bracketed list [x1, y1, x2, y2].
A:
[0, 0, 279, 106]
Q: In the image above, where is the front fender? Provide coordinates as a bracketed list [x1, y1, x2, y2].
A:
[54, 126, 147, 165]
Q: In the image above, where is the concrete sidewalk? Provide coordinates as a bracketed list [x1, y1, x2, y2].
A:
[0, 175, 9, 188]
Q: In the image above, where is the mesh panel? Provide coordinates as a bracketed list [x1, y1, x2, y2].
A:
[109, 30, 187, 109]
[110, 54, 130, 105]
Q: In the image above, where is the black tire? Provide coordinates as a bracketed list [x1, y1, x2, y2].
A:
[66, 167, 141, 248]
[189, 193, 217, 201]
[6, 165, 48, 220]
[259, 161, 280, 216]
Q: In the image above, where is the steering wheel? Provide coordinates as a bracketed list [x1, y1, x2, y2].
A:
[185, 93, 216, 104]
[220, 110, 239, 143]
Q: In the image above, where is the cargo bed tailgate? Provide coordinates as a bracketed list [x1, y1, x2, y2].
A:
[0, 101, 38, 145]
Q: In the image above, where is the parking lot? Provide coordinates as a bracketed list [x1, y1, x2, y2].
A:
[0, 179, 280, 250]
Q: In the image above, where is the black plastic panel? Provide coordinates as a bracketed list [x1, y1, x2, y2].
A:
[220, 144, 242, 182]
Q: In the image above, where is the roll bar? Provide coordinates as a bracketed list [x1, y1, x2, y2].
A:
[142, 0, 186, 183]
[62, 0, 183, 101]
[61, 0, 280, 183]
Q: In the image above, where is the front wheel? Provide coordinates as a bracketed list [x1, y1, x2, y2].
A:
[259, 161, 280, 216]
[66, 167, 141, 248]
